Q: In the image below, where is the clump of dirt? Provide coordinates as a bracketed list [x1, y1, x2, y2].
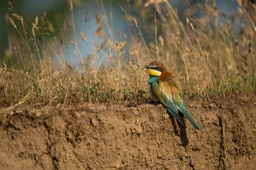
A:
[0, 97, 256, 169]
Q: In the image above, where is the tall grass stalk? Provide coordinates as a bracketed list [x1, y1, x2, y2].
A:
[0, 1, 255, 107]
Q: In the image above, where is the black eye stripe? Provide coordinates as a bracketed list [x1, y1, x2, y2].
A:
[148, 65, 163, 72]
[156, 66, 163, 72]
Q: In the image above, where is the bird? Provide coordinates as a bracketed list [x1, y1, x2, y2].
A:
[145, 60, 201, 130]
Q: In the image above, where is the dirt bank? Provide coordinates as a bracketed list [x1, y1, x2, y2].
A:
[0, 97, 256, 169]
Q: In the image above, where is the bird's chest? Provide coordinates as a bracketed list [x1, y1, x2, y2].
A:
[148, 80, 160, 103]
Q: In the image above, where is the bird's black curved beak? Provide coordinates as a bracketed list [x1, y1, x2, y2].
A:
[145, 65, 150, 69]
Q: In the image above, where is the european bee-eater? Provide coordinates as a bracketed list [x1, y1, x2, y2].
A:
[145, 61, 201, 130]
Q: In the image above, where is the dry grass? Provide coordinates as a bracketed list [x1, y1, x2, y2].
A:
[0, 1, 255, 107]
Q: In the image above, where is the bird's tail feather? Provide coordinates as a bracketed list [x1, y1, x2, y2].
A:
[183, 110, 201, 130]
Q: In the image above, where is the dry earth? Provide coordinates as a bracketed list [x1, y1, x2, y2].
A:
[0, 97, 256, 170]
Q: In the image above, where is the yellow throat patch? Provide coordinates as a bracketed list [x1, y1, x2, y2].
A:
[147, 69, 161, 76]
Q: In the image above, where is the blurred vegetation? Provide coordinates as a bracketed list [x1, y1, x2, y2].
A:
[0, 0, 255, 107]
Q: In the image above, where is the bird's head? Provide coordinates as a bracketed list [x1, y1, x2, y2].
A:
[145, 61, 166, 77]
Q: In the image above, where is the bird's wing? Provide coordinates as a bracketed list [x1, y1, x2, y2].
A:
[169, 83, 202, 130]
[154, 81, 185, 127]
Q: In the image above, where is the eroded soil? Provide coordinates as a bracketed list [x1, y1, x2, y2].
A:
[0, 97, 256, 170]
